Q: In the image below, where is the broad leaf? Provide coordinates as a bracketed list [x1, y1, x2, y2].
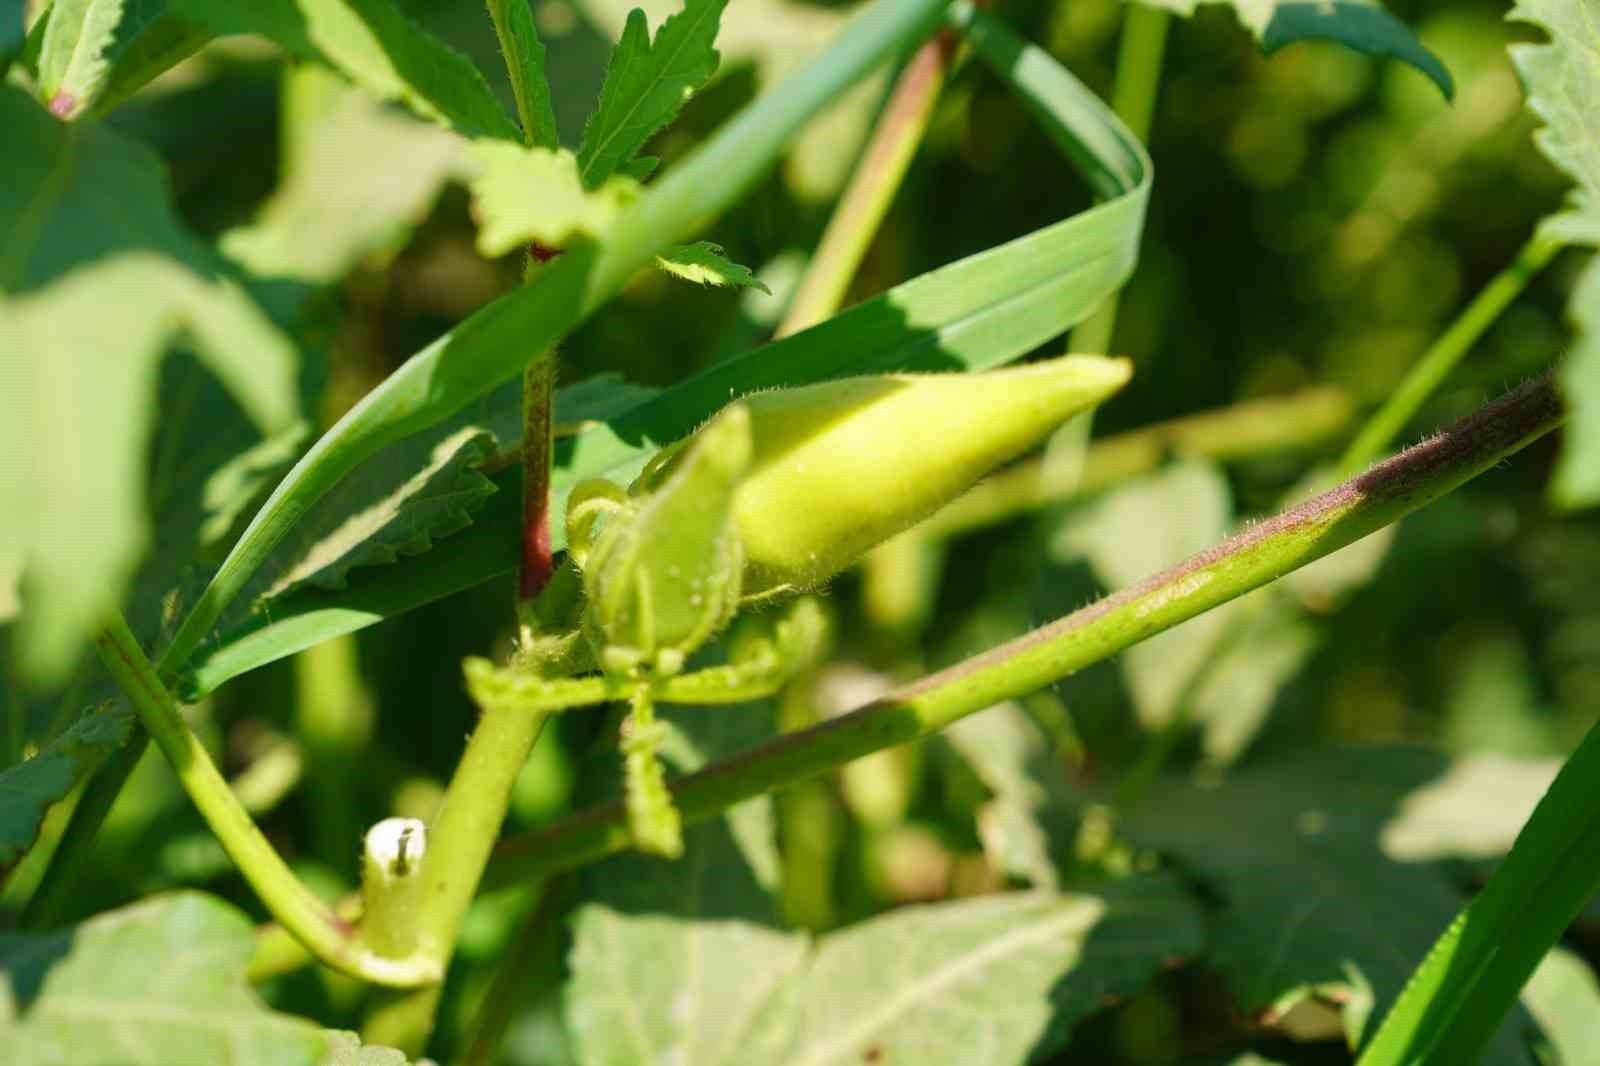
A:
[1510, 2, 1600, 507]
[657, 242, 771, 292]
[488, 0, 559, 148]
[78, 0, 519, 139]
[0, 0, 22, 74]
[466, 143, 641, 257]
[1135, 1, 1452, 99]
[1122, 746, 1539, 1058]
[0, 705, 132, 875]
[0, 893, 326, 1064]
[225, 65, 468, 284]
[576, 0, 730, 188]
[783, 879, 1203, 1066]
[0, 86, 300, 685]
[1523, 948, 1600, 1066]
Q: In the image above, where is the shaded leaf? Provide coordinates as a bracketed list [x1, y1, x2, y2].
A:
[784, 879, 1203, 1066]
[0, 85, 300, 685]
[466, 142, 640, 257]
[656, 242, 771, 292]
[0, 0, 22, 74]
[576, 0, 729, 188]
[262, 427, 499, 597]
[1133, 0, 1452, 99]
[0, 705, 132, 874]
[1510, 1, 1600, 507]
[1122, 746, 1538, 1058]
[224, 65, 468, 284]
[489, 0, 559, 148]
[82, 0, 519, 138]
[0, 893, 326, 1064]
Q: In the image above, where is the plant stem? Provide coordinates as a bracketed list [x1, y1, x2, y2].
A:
[519, 356, 556, 602]
[295, 635, 373, 871]
[1066, 4, 1170, 356]
[481, 375, 1561, 888]
[456, 877, 570, 1066]
[777, 30, 953, 338]
[92, 611, 437, 986]
[922, 385, 1354, 538]
[1338, 233, 1562, 475]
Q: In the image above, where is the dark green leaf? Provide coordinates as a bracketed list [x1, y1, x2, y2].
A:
[576, 0, 729, 187]
[0, 0, 23, 74]
[489, 0, 559, 148]
[0, 85, 300, 685]
[0, 705, 131, 874]
[0, 893, 326, 1064]
[1261, 4, 1453, 100]
[657, 241, 771, 292]
[1123, 746, 1538, 1058]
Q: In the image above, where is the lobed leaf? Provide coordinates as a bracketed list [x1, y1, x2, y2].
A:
[0, 705, 132, 876]
[1133, 0, 1452, 99]
[1511, 2, 1600, 506]
[656, 241, 770, 292]
[488, 0, 559, 148]
[0, 893, 327, 1064]
[1122, 745, 1540, 1059]
[35, 0, 124, 117]
[576, 0, 730, 188]
[466, 142, 641, 257]
[0, 86, 300, 685]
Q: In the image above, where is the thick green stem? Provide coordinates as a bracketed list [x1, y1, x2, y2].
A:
[481, 375, 1561, 888]
[1066, 4, 1169, 356]
[777, 30, 952, 337]
[295, 635, 372, 871]
[92, 611, 437, 986]
[1338, 233, 1562, 474]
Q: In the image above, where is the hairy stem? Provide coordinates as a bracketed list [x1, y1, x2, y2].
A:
[1338, 232, 1562, 474]
[777, 29, 953, 337]
[1066, 4, 1169, 356]
[519, 356, 557, 602]
[93, 611, 437, 986]
[482, 375, 1561, 888]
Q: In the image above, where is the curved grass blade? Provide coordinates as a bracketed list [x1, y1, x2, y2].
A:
[155, 0, 956, 678]
[175, 0, 1153, 698]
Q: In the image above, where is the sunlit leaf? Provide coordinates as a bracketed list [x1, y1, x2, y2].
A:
[576, 0, 729, 187]
[1523, 948, 1600, 1066]
[0, 893, 326, 1064]
[0, 86, 300, 685]
[321, 1031, 410, 1065]
[657, 241, 771, 292]
[466, 142, 640, 256]
[487, 0, 558, 148]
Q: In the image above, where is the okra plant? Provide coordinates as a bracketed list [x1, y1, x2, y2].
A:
[1, 0, 1597, 1064]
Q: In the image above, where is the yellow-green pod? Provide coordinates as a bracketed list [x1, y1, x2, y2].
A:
[726, 355, 1131, 596]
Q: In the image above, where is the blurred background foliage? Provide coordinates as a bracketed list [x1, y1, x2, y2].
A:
[6, 0, 1599, 1062]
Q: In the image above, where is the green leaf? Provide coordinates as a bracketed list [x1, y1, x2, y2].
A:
[169, 1, 1152, 695]
[466, 142, 640, 257]
[35, 0, 125, 118]
[224, 66, 468, 284]
[488, 0, 559, 148]
[81, 0, 520, 139]
[1522, 949, 1600, 1066]
[657, 241, 771, 292]
[0, 0, 23, 75]
[1122, 746, 1538, 1058]
[782, 879, 1203, 1066]
[1509, 1, 1600, 508]
[1134, 0, 1453, 99]
[576, 0, 730, 188]
[257, 428, 499, 598]
[321, 1031, 411, 1065]
[0, 705, 132, 874]
[0, 892, 327, 1064]
[0, 86, 300, 685]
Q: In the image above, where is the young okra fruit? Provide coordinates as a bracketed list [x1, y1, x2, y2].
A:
[497, 353, 1131, 857]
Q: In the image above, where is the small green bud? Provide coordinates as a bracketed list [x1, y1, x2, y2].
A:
[685, 355, 1131, 596]
[579, 403, 752, 676]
